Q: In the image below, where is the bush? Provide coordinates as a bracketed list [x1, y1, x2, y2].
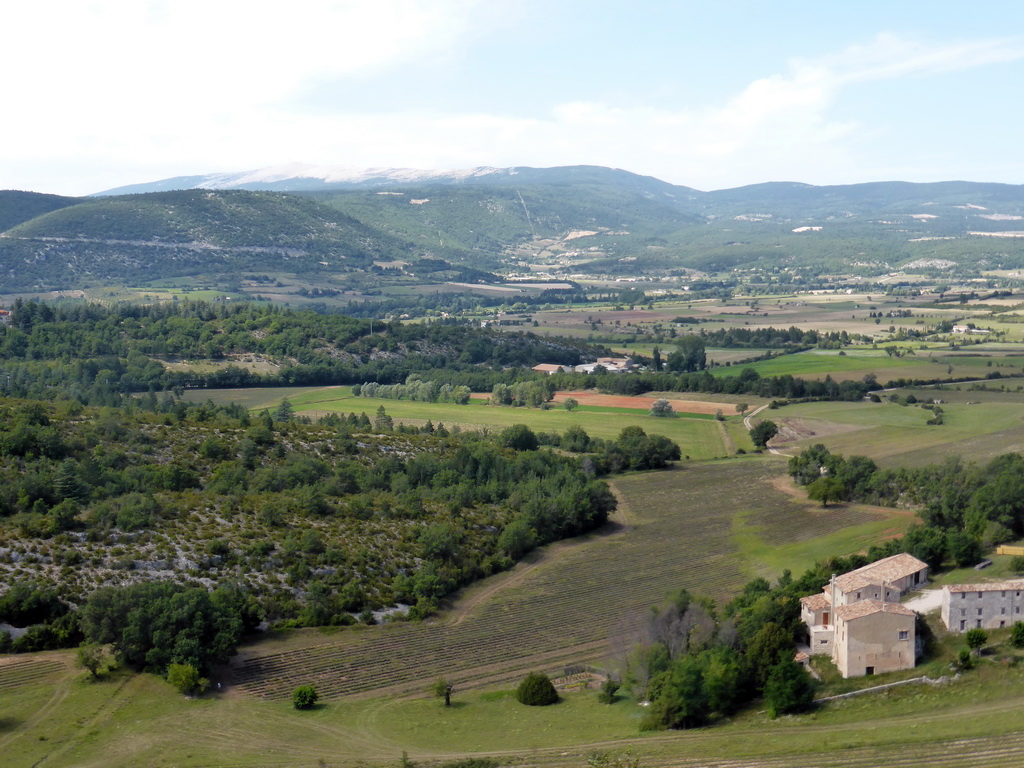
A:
[1011, 622, 1024, 649]
[292, 684, 319, 709]
[763, 659, 815, 718]
[597, 677, 620, 704]
[1011, 556, 1024, 575]
[956, 648, 974, 670]
[167, 662, 208, 695]
[966, 627, 988, 652]
[515, 671, 558, 706]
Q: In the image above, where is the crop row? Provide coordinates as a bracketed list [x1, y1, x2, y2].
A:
[231, 461, 772, 700]
[0, 657, 66, 690]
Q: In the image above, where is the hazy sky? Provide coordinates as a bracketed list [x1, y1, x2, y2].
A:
[5, 1, 1024, 196]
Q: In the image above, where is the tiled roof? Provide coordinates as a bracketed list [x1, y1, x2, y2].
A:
[801, 593, 831, 610]
[834, 553, 928, 593]
[946, 580, 1024, 594]
[835, 599, 915, 622]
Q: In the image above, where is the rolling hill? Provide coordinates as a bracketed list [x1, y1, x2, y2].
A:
[4, 167, 1024, 292]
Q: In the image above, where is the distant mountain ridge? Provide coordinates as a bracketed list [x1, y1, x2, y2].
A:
[4, 165, 1024, 293]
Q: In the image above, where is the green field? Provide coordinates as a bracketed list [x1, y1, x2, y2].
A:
[10, 455, 1023, 768]
[184, 388, 737, 461]
[770, 388, 1024, 467]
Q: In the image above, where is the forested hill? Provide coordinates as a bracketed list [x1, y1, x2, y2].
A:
[0, 190, 81, 232]
[6, 171, 1024, 292]
[0, 190, 416, 291]
[0, 300, 608, 401]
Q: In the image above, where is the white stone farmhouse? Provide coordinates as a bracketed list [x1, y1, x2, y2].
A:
[800, 553, 928, 678]
[941, 581, 1024, 632]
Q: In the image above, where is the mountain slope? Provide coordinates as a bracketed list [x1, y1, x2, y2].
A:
[0, 190, 416, 290]
[0, 190, 82, 232]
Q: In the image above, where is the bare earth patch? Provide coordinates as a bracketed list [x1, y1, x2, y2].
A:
[552, 390, 728, 415]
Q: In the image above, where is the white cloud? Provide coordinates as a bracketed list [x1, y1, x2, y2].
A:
[4, 23, 1024, 194]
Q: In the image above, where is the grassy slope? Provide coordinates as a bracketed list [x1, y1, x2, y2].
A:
[7, 662, 1024, 768]
[772, 391, 1024, 467]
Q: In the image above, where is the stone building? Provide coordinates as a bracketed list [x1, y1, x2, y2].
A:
[800, 553, 928, 678]
[941, 581, 1024, 632]
[832, 600, 916, 678]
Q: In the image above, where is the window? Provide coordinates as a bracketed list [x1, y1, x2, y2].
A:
[961, 592, 966, 600]
[1000, 621, 1006, 628]
[1002, 591, 1006, 598]
[1016, 607, 1020, 614]
[960, 620, 966, 630]
[856, 592, 861, 600]
[898, 630, 909, 640]
[978, 609, 983, 616]
[978, 591, 983, 598]
[960, 609, 966, 617]
[977, 620, 982, 628]
[1001, 607, 1006, 614]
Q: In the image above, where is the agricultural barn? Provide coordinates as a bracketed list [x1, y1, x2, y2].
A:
[941, 581, 1024, 632]
[832, 600, 916, 678]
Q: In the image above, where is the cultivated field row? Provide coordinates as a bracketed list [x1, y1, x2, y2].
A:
[230, 458, 834, 701]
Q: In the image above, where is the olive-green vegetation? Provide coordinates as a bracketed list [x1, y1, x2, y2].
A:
[787, 444, 1024, 570]
[515, 671, 559, 706]
[0, 394, 622, 655]
[0, 300, 606, 404]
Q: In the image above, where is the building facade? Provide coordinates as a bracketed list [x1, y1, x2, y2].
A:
[832, 600, 916, 678]
[941, 581, 1024, 632]
[800, 553, 928, 678]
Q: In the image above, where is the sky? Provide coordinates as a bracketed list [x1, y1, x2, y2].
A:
[4, 0, 1024, 196]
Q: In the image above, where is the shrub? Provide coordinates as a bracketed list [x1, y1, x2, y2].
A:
[956, 648, 974, 670]
[966, 628, 988, 652]
[597, 677, 620, 704]
[515, 671, 558, 706]
[292, 684, 319, 709]
[763, 659, 815, 718]
[1011, 622, 1024, 649]
[1011, 556, 1024, 575]
[167, 662, 208, 695]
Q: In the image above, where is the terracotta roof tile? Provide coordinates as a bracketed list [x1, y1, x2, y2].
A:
[946, 580, 1024, 594]
[833, 553, 928, 593]
[801, 593, 831, 610]
[835, 599, 915, 622]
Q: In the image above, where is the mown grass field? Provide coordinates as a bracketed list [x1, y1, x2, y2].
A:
[247, 389, 737, 460]
[770, 387, 1024, 467]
